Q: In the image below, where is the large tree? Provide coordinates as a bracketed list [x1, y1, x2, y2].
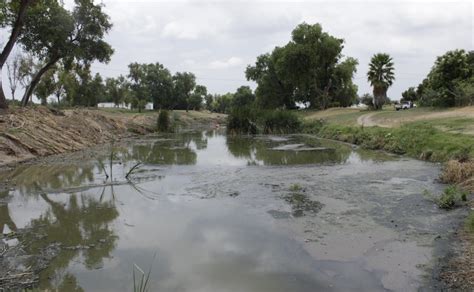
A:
[367, 53, 395, 110]
[246, 23, 358, 109]
[0, 0, 36, 109]
[19, 0, 113, 106]
[231, 85, 255, 108]
[173, 72, 196, 110]
[6, 52, 23, 101]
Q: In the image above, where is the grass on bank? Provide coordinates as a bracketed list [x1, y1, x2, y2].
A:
[308, 122, 474, 162]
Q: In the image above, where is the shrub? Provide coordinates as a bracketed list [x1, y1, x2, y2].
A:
[430, 185, 468, 210]
[259, 110, 302, 134]
[227, 107, 257, 134]
[440, 160, 474, 185]
[227, 108, 301, 134]
[467, 212, 474, 233]
[157, 110, 171, 132]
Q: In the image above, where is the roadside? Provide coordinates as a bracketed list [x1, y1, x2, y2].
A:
[0, 107, 226, 167]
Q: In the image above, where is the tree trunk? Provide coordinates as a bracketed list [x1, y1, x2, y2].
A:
[0, 0, 32, 109]
[373, 86, 386, 110]
[0, 75, 7, 109]
[21, 58, 59, 107]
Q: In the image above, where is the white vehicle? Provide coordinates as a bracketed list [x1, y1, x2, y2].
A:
[395, 101, 415, 111]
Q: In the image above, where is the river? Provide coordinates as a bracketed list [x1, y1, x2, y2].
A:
[0, 130, 464, 291]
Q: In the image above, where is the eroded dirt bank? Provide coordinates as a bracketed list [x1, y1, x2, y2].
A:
[0, 107, 225, 166]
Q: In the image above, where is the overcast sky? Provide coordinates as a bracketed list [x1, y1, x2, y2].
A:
[46, 0, 474, 99]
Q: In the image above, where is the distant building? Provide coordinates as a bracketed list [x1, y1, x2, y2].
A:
[97, 102, 154, 110]
[97, 102, 131, 109]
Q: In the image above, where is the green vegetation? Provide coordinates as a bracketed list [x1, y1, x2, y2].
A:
[367, 53, 395, 110]
[227, 108, 302, 134]
[467, 212, 474, 233]
[133, 263, 152, 292]
[246, 23, 358, 110]
[289, 183, 303, 192]
[306, 121, 474, 162]
[284, 185, 323, 217]
[424, 186, 468, 210]
[157, 110, 171, 132]
[403, 49, 474, 107]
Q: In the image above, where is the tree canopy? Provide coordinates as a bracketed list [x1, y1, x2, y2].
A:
[246, 23, 358, 109]
[367, 53, 395, 110]
[18, 0, 114, 106]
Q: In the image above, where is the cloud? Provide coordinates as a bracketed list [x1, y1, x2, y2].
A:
[74, 0, 473, 97]
[209, 57, 244, 69]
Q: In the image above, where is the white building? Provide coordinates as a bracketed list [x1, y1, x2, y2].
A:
[97, 102, 154, 110]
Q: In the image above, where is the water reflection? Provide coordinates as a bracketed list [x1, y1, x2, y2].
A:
[226, 135, 352, 165]
[0, 190, 17, 234]
[21, 193, 119, 291]
[1, 164, 96, 195]
[2, 132, 362, 195]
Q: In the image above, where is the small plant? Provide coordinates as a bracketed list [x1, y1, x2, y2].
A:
[157, 110, 171, 132]
[467, 212, 474, 233]
[289, 183, 303, 192]
[133, 263, 152, 292]
[425, 185, 469, 210]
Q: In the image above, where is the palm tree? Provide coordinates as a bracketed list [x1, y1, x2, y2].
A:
[367, 53, 395, 110]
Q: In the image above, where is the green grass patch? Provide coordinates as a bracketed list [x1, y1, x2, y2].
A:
[423, 185, 468, 210]
[467, 212, 474, 233]
[312, 122, 474, 162]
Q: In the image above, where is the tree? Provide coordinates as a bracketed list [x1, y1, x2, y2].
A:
[419, 49, 473, 107]
[127, 62, 174, 110]
[188, 84, 206, 110]
[173, 72, 196, 111]
[246, 23, 358, 109]
[205, 94, 214, 111]
[212, 93, 233, 113]
[104, 76, 131, 105]
[6, 52, 22, 101]
[401, 87, 417, 103]
[359, 93, 374, 107]
[19, 0, 113, 106]
[232, 85, 255, 108]
[0, 0, 36, 109]
[367, 53, 395, 110]
[35, 66, 56, 105]
[332, 57, 359, 107]
[246, 52, 294, 109]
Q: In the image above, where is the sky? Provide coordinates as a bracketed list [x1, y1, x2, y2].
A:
[8, 0, 474, 101]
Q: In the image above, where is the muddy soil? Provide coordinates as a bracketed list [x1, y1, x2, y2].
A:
[0, 107, 225, 166]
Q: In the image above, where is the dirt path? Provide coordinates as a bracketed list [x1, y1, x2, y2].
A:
[357, 106, 474, 128]
[356, 112, 386, 127]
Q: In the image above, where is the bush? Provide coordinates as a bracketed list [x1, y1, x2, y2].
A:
[440, 160, 474, 185]
[157, 110, 171, 132]
[467, 212, 474, 233]
[227, 107, 258, 134]
[259, 110, 302, 134]
[227, 108, 302, 134]
[426, 185, 469, 210]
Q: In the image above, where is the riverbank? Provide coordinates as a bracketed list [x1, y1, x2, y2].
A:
[0, 107, 226, 167]
[302, 106, 474, 290]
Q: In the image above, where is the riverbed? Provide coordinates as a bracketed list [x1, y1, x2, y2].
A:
[0, 130, 465, 291]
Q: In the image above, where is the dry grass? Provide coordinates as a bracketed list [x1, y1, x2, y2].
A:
[440, 160, 474, 192]
[439, 228, 474, 290]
